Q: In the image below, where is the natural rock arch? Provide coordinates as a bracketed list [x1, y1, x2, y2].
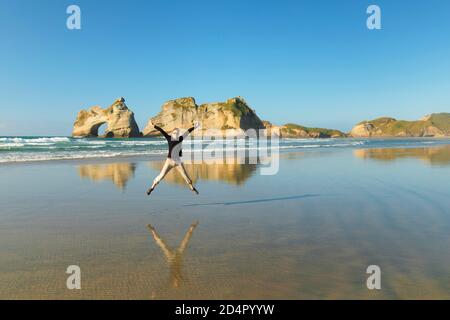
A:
[89, 121, 108, 137]
[72, 97, 141, 138]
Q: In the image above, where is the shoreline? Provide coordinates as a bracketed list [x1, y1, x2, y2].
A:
[1, 140, 450, 167]
[1, 136, 450, 166]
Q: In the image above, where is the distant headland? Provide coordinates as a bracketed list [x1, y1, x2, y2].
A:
[72, 97, 450, 138]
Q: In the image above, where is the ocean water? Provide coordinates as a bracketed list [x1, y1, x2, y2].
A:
[1, 136, 450, 163]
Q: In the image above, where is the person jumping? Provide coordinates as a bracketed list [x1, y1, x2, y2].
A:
[146, 121, 200, 196]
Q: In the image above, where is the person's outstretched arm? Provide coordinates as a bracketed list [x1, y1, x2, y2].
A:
[182, 121, 200, 139]
[147, 224, 173, 261]
[154, 125, 171, 141]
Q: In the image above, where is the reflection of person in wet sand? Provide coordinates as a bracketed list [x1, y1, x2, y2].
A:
[146, 121, 200, 196]
[147, 221, 199, 288]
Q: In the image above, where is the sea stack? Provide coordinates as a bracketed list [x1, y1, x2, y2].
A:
[142, 96, 265, 137]
[72, 97, 141, 138]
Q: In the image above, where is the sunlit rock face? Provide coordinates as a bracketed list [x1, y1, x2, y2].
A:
[72, 97, 141, 138]
[262, 120, 345, 138]
[350, 113, 450, 137]
[142, 97, 265, 137]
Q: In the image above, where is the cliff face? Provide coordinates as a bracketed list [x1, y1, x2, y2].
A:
[350, 113, 450, 137]
[72, 97, 449, 139]
[263, 121, 346, 138]
[142, 97, 265, 137]
[72, 97, 140, 138]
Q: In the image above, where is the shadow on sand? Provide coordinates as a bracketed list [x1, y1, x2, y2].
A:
[183, 194, 321, 207]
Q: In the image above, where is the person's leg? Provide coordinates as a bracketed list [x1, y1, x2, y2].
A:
[175, 162, 199, 194]
[146, 224, 173, 261]
[178, 221, 199, 254]
[147, 159, 173, 195]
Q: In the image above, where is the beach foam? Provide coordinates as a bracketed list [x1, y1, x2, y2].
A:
[1, 136, 449, 164]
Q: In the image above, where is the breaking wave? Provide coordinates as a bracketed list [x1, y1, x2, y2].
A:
[0, 136, 449, 163]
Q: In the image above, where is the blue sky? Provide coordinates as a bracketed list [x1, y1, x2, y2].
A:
[1, 0, 449, 135]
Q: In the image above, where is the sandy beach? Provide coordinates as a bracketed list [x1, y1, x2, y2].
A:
[3, 0, 450, 309]
[1, 143, 450, 299]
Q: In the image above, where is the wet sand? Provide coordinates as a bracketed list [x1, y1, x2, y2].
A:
[1, 145, 450, 299]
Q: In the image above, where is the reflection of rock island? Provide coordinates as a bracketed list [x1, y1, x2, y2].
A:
[78, 163, 136, 189]
[148, 159, 257, 186]
[353, 145, 450, 166]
